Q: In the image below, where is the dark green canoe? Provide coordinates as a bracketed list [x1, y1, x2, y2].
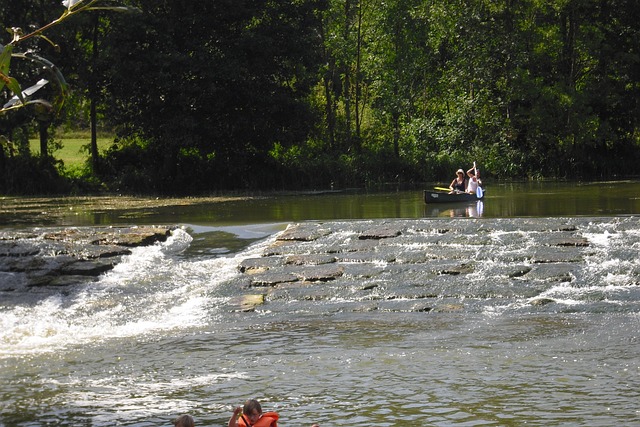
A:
[424, 189, 484, 204]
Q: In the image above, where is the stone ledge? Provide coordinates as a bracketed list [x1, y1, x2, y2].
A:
[0, 226, 175, 289]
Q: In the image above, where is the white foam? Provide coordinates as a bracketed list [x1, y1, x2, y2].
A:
[0, 230, 277, 358]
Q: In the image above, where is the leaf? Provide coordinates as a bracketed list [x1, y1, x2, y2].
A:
[2, 77, 25, 108]
[6, 77, 23, 98]
[0, 44, 9, 69]
[0, 44, 12, 93]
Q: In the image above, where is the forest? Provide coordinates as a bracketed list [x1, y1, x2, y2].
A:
[1, 0, 638, 194]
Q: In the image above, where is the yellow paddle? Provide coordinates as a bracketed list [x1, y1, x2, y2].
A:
[434, 187, 451, 192]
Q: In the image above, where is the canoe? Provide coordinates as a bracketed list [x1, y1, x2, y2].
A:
[424, 189, 484, 204]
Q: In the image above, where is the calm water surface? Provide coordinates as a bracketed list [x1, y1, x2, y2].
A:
[127, 180, 635, 223]
[2, 181, 639, 227]
[1, 181, 639, 426]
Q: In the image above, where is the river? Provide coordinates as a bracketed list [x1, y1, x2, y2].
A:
[1, 181, 639, 426]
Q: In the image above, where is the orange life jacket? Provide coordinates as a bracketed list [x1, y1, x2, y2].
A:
[238, 411, 279, 427]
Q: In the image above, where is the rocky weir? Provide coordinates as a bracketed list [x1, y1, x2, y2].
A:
[229, 217, 636, 313]
[2, 217, 636, 315]
[0, 226, 174, 291]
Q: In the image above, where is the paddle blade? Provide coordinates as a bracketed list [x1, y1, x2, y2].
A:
[476, 187, 483, 198]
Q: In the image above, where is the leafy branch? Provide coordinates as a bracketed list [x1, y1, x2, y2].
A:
[1, 0, 137, 114]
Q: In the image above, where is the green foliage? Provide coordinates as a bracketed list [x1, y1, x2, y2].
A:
[0, 149, 70, 194]
[2, 0, 639, 195]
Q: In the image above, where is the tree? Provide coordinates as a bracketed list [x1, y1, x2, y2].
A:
[98, 0, 325, 192]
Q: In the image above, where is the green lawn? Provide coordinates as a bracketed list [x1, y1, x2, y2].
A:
[29, 136, 112, 168]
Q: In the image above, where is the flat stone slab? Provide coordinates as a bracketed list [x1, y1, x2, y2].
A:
[285, 254, 337, 265]
[531, 247, 585, 263]
[250, 271, 299, 287]
[0, 241, 41, 257]
[438, 263, 476, 276]
[295, 265, 344, 282]
[335, 251, 396, 263]
[59, 259, 116, 276]
[359, 226, 402, 240]
[276, 223, 330, 241]
[548, 237, 590, 247]
[238, 256, 284, 273]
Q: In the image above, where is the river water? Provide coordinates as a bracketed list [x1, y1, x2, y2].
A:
[1, 182, 639, 426]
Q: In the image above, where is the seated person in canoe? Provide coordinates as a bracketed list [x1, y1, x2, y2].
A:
[449, 169, 467, 194]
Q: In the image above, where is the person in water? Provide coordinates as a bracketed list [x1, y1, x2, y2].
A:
[173, 414, 195, 427]
[228, 399, 319, 427]
[449, 169, 466, 193]
[229, 400, 278, 427]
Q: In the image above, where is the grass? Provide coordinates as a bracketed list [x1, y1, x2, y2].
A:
[29, 134, 113, 168]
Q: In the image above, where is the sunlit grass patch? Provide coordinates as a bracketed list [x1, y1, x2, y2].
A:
[29, 135, 113, 168]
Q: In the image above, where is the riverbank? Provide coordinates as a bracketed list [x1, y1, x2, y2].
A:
[0, 195, 252, 226]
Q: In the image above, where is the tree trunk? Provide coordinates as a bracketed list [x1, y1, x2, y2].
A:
[560, 3, 577, 138]
[343, 0, 353, 148]
[320, 20, 336, 149]
[38, 121, 48, 159]
[89, 14, 100, 172]
[324, 71, 336, 150]
[354, 0, 363, 148]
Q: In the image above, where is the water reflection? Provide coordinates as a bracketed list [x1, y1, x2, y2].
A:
[424, 200, 484, 218]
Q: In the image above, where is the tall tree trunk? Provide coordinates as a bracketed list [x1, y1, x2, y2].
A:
[392, 16, 401, 157]
[560, 3, 577, 90]
[320, 20, 336, 149]
[38, 121, 48, 159]
[35, 103, 52, 159]
[89, 14, 100, 173]
[354, 0, 363, 148]
[324, 70, 336, 149]
[392, 109, 400, 157]
[343, 0, 352, 148]
[560, 3, 577, 134]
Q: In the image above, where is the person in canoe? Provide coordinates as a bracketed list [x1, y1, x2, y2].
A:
[466, 166, 482, 195]
[449, 169, 467, 194]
